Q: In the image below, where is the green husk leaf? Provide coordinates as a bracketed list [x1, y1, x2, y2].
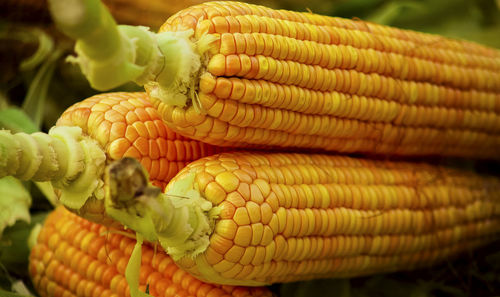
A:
[11, 281, 34, 297]
[19, 29, 54, 72]
[367, 1, 424, 25]
[0, 212, 47, 297]
[22, 48, 64, 128]
[0, 213, 47, 273]
[0, 177, 31, 239]
[33, 182, 57, 206]
[125, 233, 150, 297]
[0, 108, 38, 134]
[0, 288, 32, 297]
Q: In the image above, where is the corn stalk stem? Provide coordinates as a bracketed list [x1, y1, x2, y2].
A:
[47, 0, 202, 108]
[0, 126, 106, 209]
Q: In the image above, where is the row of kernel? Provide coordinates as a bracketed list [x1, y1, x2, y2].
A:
[161, 105, 500, 159]
[268, 183, 487, 210]
[196, 8, 494, 58]
[199, 94, 500, 143]
[200, 97, 390, 139]
[355, 20, 498, 57]
[315, 15, 498, 57]
[214, 32, 500, 90]
[195, 14, 499, 70]
[206, 54, 499, 105]
[166, 1, 499, 59]
[274, 204, 499, 237]
[199, 74, 500, 113]
[267, 228, 494, 282]
[201, 84, 500, 133]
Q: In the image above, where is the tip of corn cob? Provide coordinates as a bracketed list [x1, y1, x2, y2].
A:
[104, 157, 217, 260]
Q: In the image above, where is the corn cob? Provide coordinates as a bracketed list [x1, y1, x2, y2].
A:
[104, 152, 500, 286]
[0, 92, 223, 225]
[47, 0, 500, 159]
[30, 205, 272, 297]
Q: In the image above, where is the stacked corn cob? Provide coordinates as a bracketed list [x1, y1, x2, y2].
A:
[16, 0, 500, 295]
[149, 1, 500, 158]
[30, 205, 272, 297]
[102, 152, 500, 286]
[45, 0, 500, 158]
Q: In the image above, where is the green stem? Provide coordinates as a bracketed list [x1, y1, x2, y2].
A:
[48, 0, 212, 107]
[22, 48, 64, 128]
[125, 233, 149, 297]
[104, 158, 214, 260]
[48, 0, 118, 60]
[19, 28, 54, 72]
[0, 126, 106, 210]
[47, 0, 154, 90]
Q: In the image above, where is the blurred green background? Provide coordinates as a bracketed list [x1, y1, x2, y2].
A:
[0, 0, 499, 296]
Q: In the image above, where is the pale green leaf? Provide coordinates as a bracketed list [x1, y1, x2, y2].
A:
[19, 29, 54, 72]
[34, 182, 57, 207]
[0, 177, 31, 239]
[0, 212, 47, 284]
[22, 48, 64, 128]
[11, 281, 34, 297]
[0, 108, 38, 134]
[367, 1, 424, 25]
[0, 288, 31, 297]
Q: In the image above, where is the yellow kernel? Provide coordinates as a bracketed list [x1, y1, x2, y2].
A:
[224, 245, 245, 263]
[276, 207, 287, 234]
[204, 182, 227, 205]
[205, 164, 226, 176]
[205, 247, 224, 265]
[80, 232, 96, 253]
[268, 214, 280, 235]
[282, 209, 295, 237]
[229, 169, 251, 184]
[225, 192, 246, 208]
[261, 226, 274, 246]
[246, 201, 261, 223]
[215, 171, 240, 193]
[251, 246, 266, 266]
[218, 201, 236, 220]
[213, 259, 236, 273]
[208, 54, 226, 76]
[215, 220, 238, 240]
[239, 246, 256, 265]
[234, 225, 252, 246]
[233, 207, 251, 225]
[250, 184, 264, 204]
[260, 203, 273, 225]
[199, 73, 217, 94]
[210, 233, 233, 255]
[265, 192, 280, 212]
[264, 241, 276, 263]
[251, 223, 264, 245]
[220, 263, 244, 279]
[254, 179, 271, 197]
